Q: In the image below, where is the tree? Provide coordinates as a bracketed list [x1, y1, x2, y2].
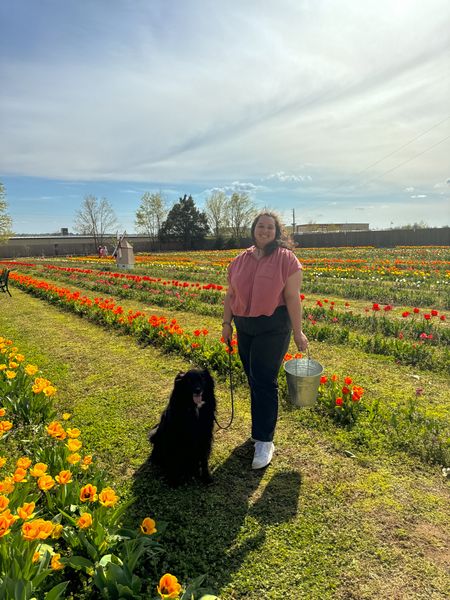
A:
[160, 194, 209, 250]
[228, 192, 257, 242]
[399, 221, 429, 230]
[204, 190, 229, 237]
[135, 192, 167, 243]
[0, 182, 13, 244]
[74, 195, 118, 249]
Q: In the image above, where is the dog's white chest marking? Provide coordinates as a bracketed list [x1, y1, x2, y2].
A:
[193, 395, 205, 408]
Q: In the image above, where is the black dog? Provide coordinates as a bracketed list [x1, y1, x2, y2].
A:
[149, 368, 216, 486]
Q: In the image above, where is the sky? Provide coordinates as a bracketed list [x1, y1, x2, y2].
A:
[1, 0, 449, 235]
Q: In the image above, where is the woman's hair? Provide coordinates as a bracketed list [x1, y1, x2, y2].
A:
[250, 211, 294, 256]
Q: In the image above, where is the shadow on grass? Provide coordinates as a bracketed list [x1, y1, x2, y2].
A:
[130, 438, 302, 595]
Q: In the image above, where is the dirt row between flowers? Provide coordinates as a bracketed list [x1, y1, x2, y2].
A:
[1, 290, 450, 599]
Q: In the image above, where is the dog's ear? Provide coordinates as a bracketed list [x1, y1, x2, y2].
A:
[203, 368, 215, 389]
[175, 371, 185, 383]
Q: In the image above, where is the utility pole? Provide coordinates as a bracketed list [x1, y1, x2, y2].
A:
[292, 208, 296, 234]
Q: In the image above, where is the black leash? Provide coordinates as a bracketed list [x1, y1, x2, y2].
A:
[214, 343, 235, 430]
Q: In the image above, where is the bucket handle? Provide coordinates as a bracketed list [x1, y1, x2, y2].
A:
[294, 348, 312, 376]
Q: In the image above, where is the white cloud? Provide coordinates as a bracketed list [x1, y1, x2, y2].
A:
[264, 172, 312, 183]
[1, 0, 449, 231]
[410, 194, 427, 198]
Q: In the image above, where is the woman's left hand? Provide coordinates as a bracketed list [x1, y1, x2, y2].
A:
[294, 330, 308, 352]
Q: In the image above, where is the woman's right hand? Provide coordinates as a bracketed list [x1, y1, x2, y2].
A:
[222, 323, 233, 347]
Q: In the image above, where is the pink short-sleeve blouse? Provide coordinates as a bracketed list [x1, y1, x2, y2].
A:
[228, 246, 302, 317]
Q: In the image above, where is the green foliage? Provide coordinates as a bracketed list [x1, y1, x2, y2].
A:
[160, 195, 209, 250]
[2, 248, 450, 599]
[315, 374, 364, 425]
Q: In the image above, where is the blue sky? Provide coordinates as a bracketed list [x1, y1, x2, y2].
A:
[1, 0, 449, 234]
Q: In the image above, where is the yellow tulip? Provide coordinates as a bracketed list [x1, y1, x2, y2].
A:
[51, 553, 64, 570]
[98, 487, 119, 507]
[38, 475, 55, 491]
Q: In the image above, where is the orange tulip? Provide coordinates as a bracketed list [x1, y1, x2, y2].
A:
[0, 477, 14, 494]
[0, 512, 15, 537]
[77, 513, 93, 529]
[67, 438, 82, 452]
[30, 463, 48, 477]
[17, 501, 36, 520]
[157, 573, 182, 599]
[67, 453, 81, 465]
[51, 553, 64, 570]
[22, 518, 54, 540]
[46, 421, 66, 440]
[80, 484, 97, 503]
[66, 427, 81, 438]
[25, 364, 38, 376]
[141, 517, 157, 535]
[0, 421, 13, 432]
[13, 467, 27, 483]
[16, 457, 32, 469]
[55, 470, 73, 485]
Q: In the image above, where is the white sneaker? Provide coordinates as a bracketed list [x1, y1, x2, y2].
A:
[252, 441, 275, 469]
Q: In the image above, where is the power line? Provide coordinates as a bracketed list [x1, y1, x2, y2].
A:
[325, 115, 450, 194]
[353, 116, 449, 177]
[361, 133, 450, 187]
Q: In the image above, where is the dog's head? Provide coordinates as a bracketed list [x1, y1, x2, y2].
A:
[173, 368, 215, 411]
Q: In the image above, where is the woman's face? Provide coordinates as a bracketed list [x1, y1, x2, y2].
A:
[254, 215, 277, 248]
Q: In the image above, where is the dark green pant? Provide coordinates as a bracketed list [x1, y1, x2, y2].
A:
[234, 306, 292, 442]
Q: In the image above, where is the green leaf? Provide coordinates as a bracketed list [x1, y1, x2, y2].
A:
[66, 555, 95, 571]
[98, 553, 122, 567]
[13, 579, 29, 600]
[44, 582, 69, 600]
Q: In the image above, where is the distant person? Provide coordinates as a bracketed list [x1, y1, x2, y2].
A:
[98, 246, 103, 258]
[221, 211, 308, 469]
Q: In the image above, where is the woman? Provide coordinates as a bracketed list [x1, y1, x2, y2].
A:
[222, 212, 308, 469]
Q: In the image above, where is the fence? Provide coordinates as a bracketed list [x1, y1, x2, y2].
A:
[0, 227, 448, 258]
[294, 227, 450, 248]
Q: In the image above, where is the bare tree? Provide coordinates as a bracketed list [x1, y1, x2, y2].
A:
[74, 195, 118, 249]
[0, 181, 13, 244]
[204, 190, 229, 237]
[135, 192, 167, 243]
[228, 192, 257, 241]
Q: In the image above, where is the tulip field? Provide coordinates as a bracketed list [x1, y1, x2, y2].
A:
[1, 246, 449, 599]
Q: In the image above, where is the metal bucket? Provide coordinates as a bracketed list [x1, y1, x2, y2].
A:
[284, 356, 324, 407]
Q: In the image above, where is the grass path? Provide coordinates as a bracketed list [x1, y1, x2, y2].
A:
[1, 290, 449, 599]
